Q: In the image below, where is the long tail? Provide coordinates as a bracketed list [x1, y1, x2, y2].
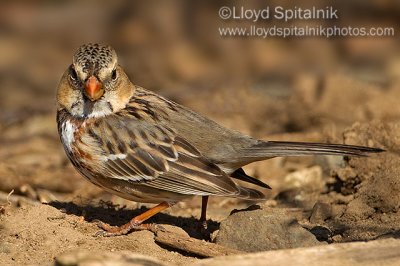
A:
[241, 141, 384, 158]
[229, 141, 384, 200]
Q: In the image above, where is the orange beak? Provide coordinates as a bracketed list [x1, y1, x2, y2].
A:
[84, 76, 104, 101]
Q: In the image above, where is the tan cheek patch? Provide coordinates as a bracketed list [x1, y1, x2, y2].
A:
[57, 76, 81, 110]
[107, 83, 134, 112]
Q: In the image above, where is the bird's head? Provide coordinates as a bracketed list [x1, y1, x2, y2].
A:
[57, 43, 134, 118]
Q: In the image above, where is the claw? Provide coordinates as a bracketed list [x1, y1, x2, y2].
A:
[148, 223, 166, 233]
[93, 230, 107, 237]
[94, 220, 113, 231]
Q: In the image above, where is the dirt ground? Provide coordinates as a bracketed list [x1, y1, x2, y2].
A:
[0, 1, 399, 265]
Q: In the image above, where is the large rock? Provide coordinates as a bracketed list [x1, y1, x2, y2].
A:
[196, 238, 400, 266]
[215, 207, 321, 252]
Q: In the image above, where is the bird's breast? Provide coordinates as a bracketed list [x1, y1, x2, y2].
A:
[58, 115, 93, 165]
[60, 119, 78, 153]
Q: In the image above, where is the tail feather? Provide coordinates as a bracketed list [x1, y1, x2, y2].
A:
[225, 141, 383, 201]
[231, 168, 271, 189]
[242, 141, 384, 158]
[235, 186, 266, 201]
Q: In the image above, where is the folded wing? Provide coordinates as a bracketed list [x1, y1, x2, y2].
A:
[82, 114, 265, 200]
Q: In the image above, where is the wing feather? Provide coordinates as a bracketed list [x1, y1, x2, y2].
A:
[81, 113, 241, 196]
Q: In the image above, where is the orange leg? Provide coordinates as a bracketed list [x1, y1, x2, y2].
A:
[95, 201, 173, 237]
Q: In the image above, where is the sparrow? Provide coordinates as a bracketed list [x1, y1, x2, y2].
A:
[57, 43, 383, 236]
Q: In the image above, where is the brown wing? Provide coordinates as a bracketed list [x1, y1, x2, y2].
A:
[82, 114, 242, 197]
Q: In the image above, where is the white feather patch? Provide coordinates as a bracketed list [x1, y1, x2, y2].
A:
[61, 120, 77, 152]
[110, 174, 145, 182]
[102, 154, 127, 161]
[87, 108, 113, 118]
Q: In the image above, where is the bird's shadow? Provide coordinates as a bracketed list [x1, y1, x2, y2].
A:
[47, 200, 219, 239]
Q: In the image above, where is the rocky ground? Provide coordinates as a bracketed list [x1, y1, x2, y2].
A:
[1, 1, 400, 265]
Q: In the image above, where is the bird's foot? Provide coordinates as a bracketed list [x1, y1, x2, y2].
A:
[197, 219, 208, 231]
[92, 201, 171, 237]
[196, 219, 211, 240]
[93, 220, 163, 237]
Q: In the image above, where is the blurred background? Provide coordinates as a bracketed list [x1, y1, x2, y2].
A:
[0, 0, 399, 215]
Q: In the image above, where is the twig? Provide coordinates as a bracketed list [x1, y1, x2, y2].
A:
[0, 190, 40, 206]
[154, 230, 243, 258]
[6, 189, 14, 205]
[0, 189, 15, 215]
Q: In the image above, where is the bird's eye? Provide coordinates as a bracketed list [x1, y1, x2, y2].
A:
[111, 69, 117, 81]
[69, 67, 78, 82]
